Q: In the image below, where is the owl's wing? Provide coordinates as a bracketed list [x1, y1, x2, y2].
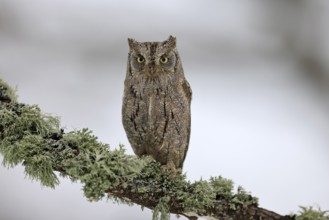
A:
[180, 79, 192, 169]
[182, 79, 192, 103]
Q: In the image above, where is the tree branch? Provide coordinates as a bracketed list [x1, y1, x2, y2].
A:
[0, 79, 294, 220]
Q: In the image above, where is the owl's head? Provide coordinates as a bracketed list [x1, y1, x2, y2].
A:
[127, 36, 180, 78]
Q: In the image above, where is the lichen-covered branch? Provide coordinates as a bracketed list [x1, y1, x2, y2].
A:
[0, 78, 294, 220]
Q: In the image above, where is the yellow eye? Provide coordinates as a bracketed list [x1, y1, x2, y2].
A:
[136, 56, 145, 63]
[160, 57, 169, 64]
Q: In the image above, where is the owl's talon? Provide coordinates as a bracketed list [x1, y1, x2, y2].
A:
[160, 164, 182, 178]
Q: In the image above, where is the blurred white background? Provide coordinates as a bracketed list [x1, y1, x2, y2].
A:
[0, 0, 329, 219]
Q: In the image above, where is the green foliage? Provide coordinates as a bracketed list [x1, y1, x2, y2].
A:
[183, 179, 216, 211]
[59, 129, 146, 201]
[153, 196, 170, 220]
[0, 100, 60, 187]
[231, 185, 259, 209]
[0, 79, 18, 102]
[210, 176, 234, 200]
[0, 79, 269, 220]
[0, 79, 259, 219]
[295, 206, 329, 220]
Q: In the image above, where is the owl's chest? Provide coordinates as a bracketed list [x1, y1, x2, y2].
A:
[123, 80, 183, 131]
[139, 88, 169, 123]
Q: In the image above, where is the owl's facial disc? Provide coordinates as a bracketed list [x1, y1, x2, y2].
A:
[128, 37, 177, 78]
[146, 52, 176, 77]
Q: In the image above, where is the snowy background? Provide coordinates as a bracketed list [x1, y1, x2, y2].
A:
[0, 0, 329, 219]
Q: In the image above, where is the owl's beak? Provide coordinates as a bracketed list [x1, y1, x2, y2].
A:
[149, 66, 156, 75]
[148, 61, 156, 75]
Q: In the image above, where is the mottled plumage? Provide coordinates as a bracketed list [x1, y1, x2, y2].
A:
[122, 36, 192, 175]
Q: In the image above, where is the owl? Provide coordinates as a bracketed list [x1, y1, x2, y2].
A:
[122, 36, 192, 175]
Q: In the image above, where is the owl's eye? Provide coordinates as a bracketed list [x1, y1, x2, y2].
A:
[160, 57, 169, 64]
[136, 56, 145, 63]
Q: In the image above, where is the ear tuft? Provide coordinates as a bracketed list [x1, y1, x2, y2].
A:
[163, 35, 176, 50]
[128, 38, 138, 50]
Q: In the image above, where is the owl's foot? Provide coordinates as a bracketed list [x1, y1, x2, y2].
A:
[160, 163, 182, 178]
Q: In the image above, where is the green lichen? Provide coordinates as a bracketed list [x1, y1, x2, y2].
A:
[153, 196, 171, 220]
[0, 99, 60, 187]
[0, 79, 259, 219]
[58, 129, 146, 201]
[0, 79, 18, 102]
[295, 206, 329, 220]
[0, 78, 266, 220]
